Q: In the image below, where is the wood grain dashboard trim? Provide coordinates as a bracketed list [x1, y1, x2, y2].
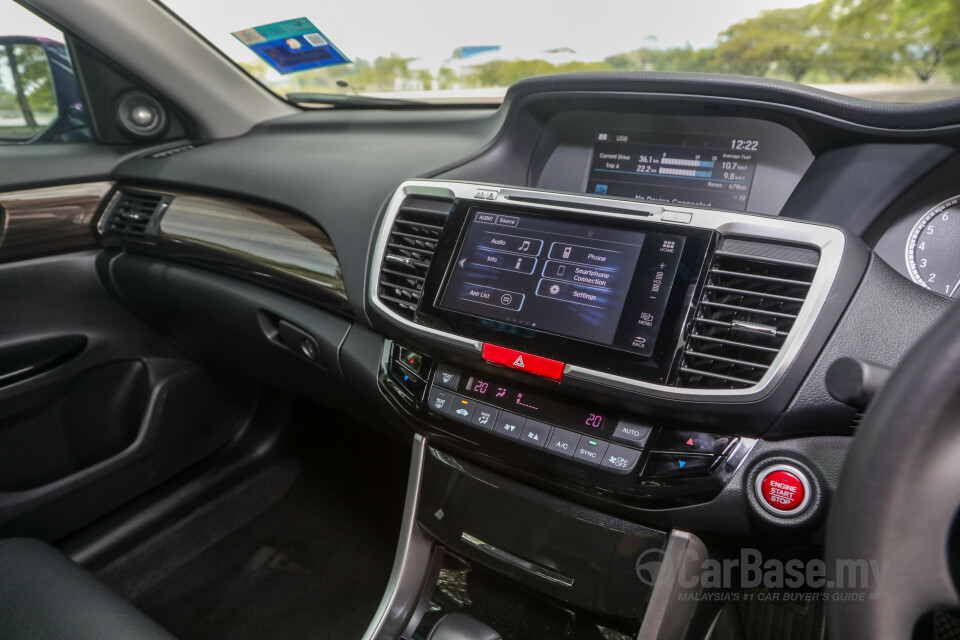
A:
[101, 188, 348, 312]
[0, 182, 114, 263]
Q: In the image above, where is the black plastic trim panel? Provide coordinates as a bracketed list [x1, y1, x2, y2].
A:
[419, 445, 667, 618]
[774, 255, 953, 437]
[504, 73, 960, 132]
[114, 109, 506, 321]
[111, 72, 960, 328]
[104, 254, 371, 424]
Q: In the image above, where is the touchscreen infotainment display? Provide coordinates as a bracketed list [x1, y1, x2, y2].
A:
[437, 209, 687, 357]
[586, 129, 759, 211]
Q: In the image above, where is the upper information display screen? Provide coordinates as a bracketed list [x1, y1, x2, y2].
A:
[586, 130, 759, 211]
[437, 209, 686, 356]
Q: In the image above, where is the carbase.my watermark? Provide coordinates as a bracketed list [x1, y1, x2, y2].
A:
[636, 548, 889, 599]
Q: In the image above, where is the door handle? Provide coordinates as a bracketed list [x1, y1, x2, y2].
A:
[0, 335, 86, 387]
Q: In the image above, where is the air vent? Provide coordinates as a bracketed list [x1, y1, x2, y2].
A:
[377, 195, 452, 318]
[676, 238, 819, 390]
[149, 143, 197, 159]
[101, 190, 171, 237]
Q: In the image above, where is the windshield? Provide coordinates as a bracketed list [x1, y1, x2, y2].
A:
[160, 0, 960, 105]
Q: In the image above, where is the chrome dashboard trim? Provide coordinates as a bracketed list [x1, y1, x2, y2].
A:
[460, 532, 575, 587]
[369, 180, 847, 402]
[370, 182, 484, 352]
[637, 530, 708, 640]
[361, 434, 433, 640]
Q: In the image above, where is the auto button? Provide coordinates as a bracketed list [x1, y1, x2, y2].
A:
[611, 419, 653, 448]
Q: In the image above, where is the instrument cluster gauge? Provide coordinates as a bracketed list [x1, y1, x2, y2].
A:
[906, 195, 960, 298]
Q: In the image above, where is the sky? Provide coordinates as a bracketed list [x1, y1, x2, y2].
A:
[2, 0, 813, 65]
[165, 0, 813, 64]
[1, 2, 62, 39]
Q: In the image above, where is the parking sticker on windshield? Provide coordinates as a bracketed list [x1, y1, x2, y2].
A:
[231, 18, 350, 74]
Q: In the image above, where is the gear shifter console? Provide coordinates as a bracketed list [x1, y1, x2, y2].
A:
[427, 614, 501, 640]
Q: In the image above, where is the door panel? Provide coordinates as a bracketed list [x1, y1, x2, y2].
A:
[0, 2, 236, 541]
[0, 334, 87, 386]
[0, 239, 255, 541]
[0, 360, 148, 491]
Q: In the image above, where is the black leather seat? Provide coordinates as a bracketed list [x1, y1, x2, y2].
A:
[0, 538, 175, 640]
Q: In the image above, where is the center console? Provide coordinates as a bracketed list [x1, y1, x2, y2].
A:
[365, 180, 866, 640]
[371, 182, 859, 499]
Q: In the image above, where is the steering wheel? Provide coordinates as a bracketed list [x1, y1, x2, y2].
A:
[827, 299, 960, 638]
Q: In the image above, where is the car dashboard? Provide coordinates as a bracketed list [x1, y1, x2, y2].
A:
[31, 72, 956, 636]
[77, 74, 957, 503]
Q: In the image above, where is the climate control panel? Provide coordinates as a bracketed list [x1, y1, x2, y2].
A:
[381, 340, 757, 507]
[427, 362, 736, 479]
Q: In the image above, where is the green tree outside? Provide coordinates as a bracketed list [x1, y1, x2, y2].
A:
[834, 0, 960, 82]
[0, 44, 57, 140]
[231, 0, 960, 98]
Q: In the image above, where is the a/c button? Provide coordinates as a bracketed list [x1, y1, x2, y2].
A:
[545, 427, 579, 457]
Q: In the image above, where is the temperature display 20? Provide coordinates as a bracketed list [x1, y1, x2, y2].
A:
[585, 413, 604, 428]
[462, 375, 616, 435]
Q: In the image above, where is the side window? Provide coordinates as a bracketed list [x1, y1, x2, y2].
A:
[0, 1, 91, 144]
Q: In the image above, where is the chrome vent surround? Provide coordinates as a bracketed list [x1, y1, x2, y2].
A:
[376, 195, 452, 319]
[370, 181, 849, 401]
[676, 238, 819, 390]
[101, 190, 171, 237]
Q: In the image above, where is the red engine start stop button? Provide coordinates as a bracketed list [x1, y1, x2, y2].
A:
[755, 465, 811, 517]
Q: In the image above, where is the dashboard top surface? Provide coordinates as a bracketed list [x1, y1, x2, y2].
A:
[106, 73, 960, 326]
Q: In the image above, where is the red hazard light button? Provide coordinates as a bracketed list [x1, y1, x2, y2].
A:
[755, 465, 811, 517]
[481, 344, 565, 381]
